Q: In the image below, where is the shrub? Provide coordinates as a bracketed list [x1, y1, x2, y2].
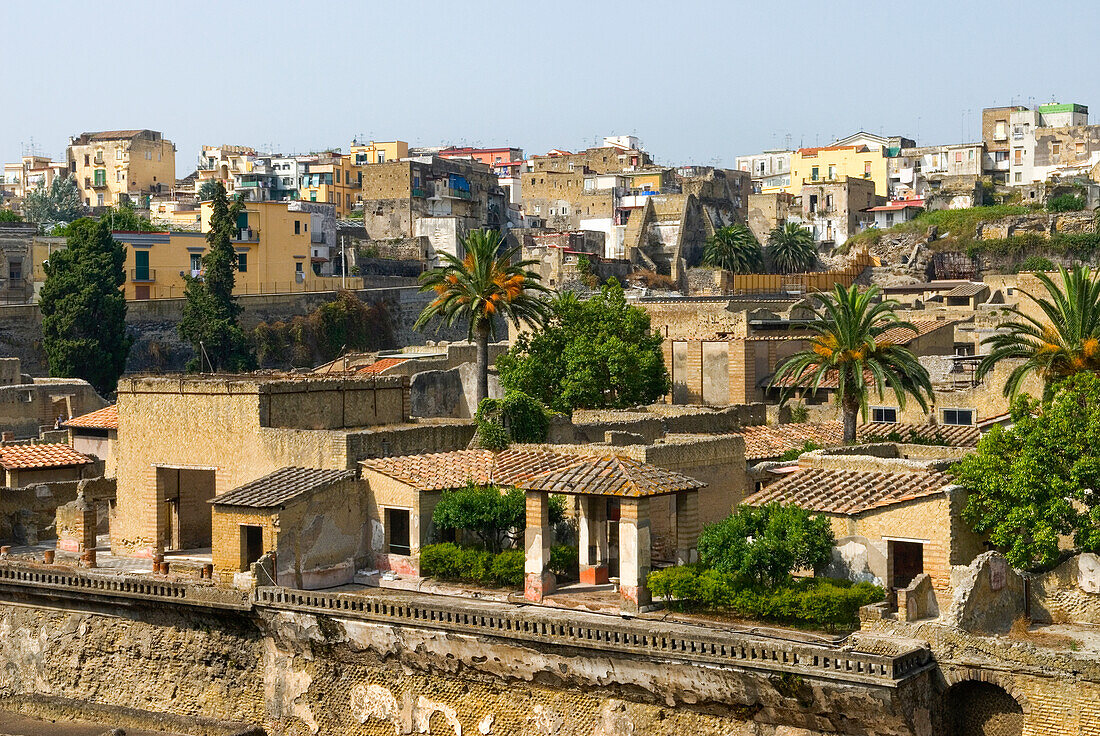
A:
[788, 404, 809, 423]
[1047, 193, 1086, 212]
[419, 543, 524, 587]
[432, 484, 566, 552]
[475, 391, 553, 447]
[549, 544, 578, 579]
[778, 440, 820, 462]
[1014, 255, 1056, 273]
[647, 565, 734, 609]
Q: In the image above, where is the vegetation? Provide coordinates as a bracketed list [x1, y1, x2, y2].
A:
[875, 427, 952, 446]
[431, 483, 566, 553]
[766, 222, 817, 274]
[702, 224, 763, 273]
[1047, 193, 1086, 212]
[52, 203, 158, 237]
[419, 543, 577, 588]
[178, 182, 254, 372]
[574, 254, 599, 289]
[628, 269, 679, 290]
[778, 440, 821, 462]
[474, 391, 553, 449]
[952, 373, 1100, 568]
[415, 229, 550, 406]
[0, 209, 22, 222]
[497, 279, 670, 414]
[977, 266, 1100, 397]
[197, 179, 221, 202]
[22, 175, 83, 226]
[1014, 255, 1056, 273]
[39, 218, 132, 395]
[844, 205, 1031, 251]
[251, 291, 395, 368]
[770, 283, 933, 442]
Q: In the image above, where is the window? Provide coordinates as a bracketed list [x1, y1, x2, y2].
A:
[133, 250, 149, 281]
[294, 220, 300, 234]
[116, 171, 123, 182]
[864, 161, 872, 176]
[96, 194, 104, 206]
[8, 260, 21, 282]
[968, 149, 975, 160]
[955, 151, 963, 163]
[828, 164, 836, 179]
[1015, 172, 1022, 183]
[825, 194, 833, 209]
[84, 154, 90, 167]
[145, 150, 152, 160]
[994, 120, 1007, 141]
[943, 408, 974, 426]
[190, 253, 202, 273]
[871, 407, 898, 423]
[1052, 143, 1061, 156]
[885, 212, 894, 226]
[237, 252, 247, 272]
[1077, 142, 1087, 156]
[116, 148, 122, 160]
[385, 508, 411, 555]
[377, 151, 385, 163]
[811, 166, 819, 181]
[808, 194, 818, 212]
[295, 262, 303, 274]
[1013, 149, 1023, 165]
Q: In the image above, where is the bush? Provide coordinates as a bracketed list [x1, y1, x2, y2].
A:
[432, 484, 566, 552]
[1014, 255, 1056, 273]
[475, 391, 553, 448]
[549, 544, 578, 579]
[1047, 193, 1086, 212]
[419, 543, 525, 587]
[778, 440, 820, 462]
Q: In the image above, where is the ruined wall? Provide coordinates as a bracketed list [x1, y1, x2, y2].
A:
[1028, 553, 1100, 625]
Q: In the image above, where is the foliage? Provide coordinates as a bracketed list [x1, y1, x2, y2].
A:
[697, 503, 835, 589]
[766, 222, 818, 274]
[788, 404, 809, 423]
[1014, 255, 1056, 273]
[251, 291, 395, 368]
[497, 279, 670, 414]
[22, 175, 83, 226]
[198, 179, 221, 202]
[952, 373, 1100, 568]
[100, 203, 158, 232]
[0, 209, 22, 222]
[1047, 193, 1086, 213]
[770, 283, 933, 442]
[702, 224, 763, 273]
[475, 391, 553, 448]
[431, 483, 566, 553]
[977, 266, 1100, 397]
[628, 269, 679, 290]
[844, 205, 1031, 250]
[549, 544, 579, 579]
[39, 218, 132, 395]
[647, 568, 884, 628]
[778, 440, 821, 462]
[178, 182, 254, 372]
[574, 254, 599, 288]
[876, 428, 951, 446]
[419, 544, 525, 587]
[415, 229, 550, 403]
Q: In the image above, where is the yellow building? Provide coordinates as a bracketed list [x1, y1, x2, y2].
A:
[67, 130, 176, 208]
[299, 153, 361, 216]
[111, 201, 351, 299]
[622, 168, 669, 192]
[350, 140, 408, 166]
[787, 144, 890, 197]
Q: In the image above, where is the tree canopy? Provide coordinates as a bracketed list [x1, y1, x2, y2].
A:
[496, 279, 670, 414]
[766, 222, 817, 274]
[701, 224, 762, 273]
[22, 175, 83, 226]
[39, 218, 132, 395]
[431, 483, 566, 553]
[953, 373, 1100, 568]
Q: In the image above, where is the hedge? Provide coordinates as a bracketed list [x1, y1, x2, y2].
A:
[419, 543, 577, 588]
[647, 565, 885, 628]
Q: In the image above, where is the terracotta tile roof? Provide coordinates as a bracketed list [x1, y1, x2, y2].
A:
[63, 405, 119, 430]
[734, 422, 844, 461]
[517, 456, 705, 497]
[857, 422, 980, 447]
[211, 467, 355, 509]
[943, 283, 989, 298]
[771, 367, 875, 390]
[362, 450, 581, 491]
[358, 357, 410, 375]
[0, 443, 92, 470]
[878, 319, 955, 345]
[743, 466, 950, 515]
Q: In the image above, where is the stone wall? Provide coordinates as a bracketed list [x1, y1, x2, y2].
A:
[1028, 553, 1100, 625]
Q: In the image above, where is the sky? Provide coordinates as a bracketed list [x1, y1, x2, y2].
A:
[3, 0, 1098, 172]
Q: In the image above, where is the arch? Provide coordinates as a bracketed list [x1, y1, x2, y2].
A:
[945, 680, 1023, 736]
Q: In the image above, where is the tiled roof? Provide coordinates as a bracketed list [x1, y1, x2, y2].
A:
[358, 357, 410, 375]
[362, 450, 581, 491]
[943, 283, 989, 298]
[0, 444, 92, 470]
[734, 422, 844, 461]
[743, 466, 950, 515]
[878, 319, 955, 345]
[518, 456, 705, 497]
[211, 467, 355, 509]
[771, 367, 876, 390]
[858, 422, 980, 447]
[63, 405, 119, 430]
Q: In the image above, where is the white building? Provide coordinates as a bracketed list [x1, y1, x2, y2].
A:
[735, 149, 792, 193]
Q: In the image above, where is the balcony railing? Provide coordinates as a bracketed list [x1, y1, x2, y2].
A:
[412, 187, 429, 198]
[130, 268, 156, 282]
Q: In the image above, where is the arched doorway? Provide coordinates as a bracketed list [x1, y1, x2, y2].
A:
[947, 681, 1023, 736]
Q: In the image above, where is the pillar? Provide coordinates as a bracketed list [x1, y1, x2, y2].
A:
[674, 490, 700, 565]
[578, 496, 609, 585]
[524, 490, 555, 602]
[619, 497, 651, 612]
[56, 496, 97, 553]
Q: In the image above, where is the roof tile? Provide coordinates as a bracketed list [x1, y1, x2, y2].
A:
[64, 405, 118, 430]
[211, 467, 355, 509]
[744, 466, 950, 514]
[0, 444, 92, 470]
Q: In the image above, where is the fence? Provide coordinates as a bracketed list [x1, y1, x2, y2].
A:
[717, 248, 878, 297]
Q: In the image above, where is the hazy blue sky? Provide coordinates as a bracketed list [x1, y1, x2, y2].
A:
[3, 0, 1096, 171]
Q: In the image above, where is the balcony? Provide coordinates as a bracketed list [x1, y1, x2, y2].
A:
[130, 268, 156, 282]
[446, 188, 472, 200]
[91, 180, 109, 189]
[412, 187, 429, 198]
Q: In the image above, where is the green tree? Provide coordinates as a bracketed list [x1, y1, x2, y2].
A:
[952, 373, 1100, 568]
[766, 222, 817, 274]
[474, 391, 553, 448]
[770, 283, 933, 442]
[0, 209, 22, 222]
[198, 179, 221, 202]
[431, 483, 566, 552]
[178, 182, 254, 371]
[702, 224, 762, 273]
[100, 203, 157, 232]
[415, 229, 550, 405]
[39, 218, 132, 395]
[697, 503, 835, 589]
[497, 279, 670, 414]
[22, 175, 83, 225]
[978, 266, 1100, 397]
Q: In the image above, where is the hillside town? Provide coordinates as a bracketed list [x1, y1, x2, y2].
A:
[2, 10, 1100, 730]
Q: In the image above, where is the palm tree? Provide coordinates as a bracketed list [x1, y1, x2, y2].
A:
[770, 283, 933, 442]
[415, 230, 550, 405]
[766, 222, 818, 274]
[978, 266, 1100, 397]
[702, 224, 762, 273]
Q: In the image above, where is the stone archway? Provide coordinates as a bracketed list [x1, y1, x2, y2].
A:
[946, 681, 1023, 736]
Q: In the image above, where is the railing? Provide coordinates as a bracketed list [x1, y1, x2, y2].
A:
[254, 586, 929, 685]
[130, 268, 156, 282]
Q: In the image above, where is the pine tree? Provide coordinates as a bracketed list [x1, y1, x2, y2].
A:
[178, 183, 255, 372]
[39, 218, 132, 395]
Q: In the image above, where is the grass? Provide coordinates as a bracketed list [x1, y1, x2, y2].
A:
[845, 205, 1032, 251]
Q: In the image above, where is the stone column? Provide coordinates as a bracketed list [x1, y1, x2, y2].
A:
[619, 497, 651, 612]
[578, 496, 609, 585]
[524, 490, 555, 602]
[674, 490, 700, 566]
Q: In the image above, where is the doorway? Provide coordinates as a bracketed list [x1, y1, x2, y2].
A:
[241, 525, 264, 571]
[890, 540, 924, 589]
[157, 466, 217, 551]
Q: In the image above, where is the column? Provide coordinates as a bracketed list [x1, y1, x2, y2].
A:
[619, 497, 651, 612]
[578, 496, 609, 585]
[524, 490, 555, 602]
[674, 490, 700, 566]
